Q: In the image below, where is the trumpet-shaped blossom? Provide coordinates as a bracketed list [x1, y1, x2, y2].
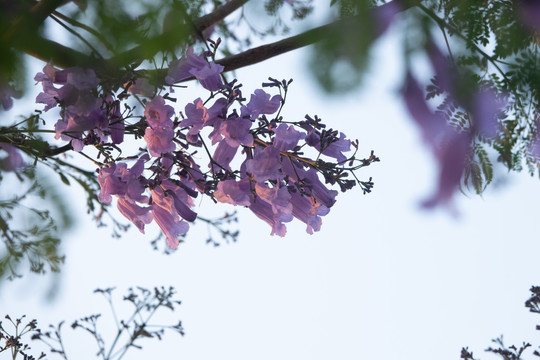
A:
[211, 140, 238, 171]
[145, 96, 174, 128]
[181, 98, 208, 142]
[220, 115, 253, 147]
[165, 47, 224, 91]
[152, 205, 189, 250]
[241, 89, 282, 120]
[117, 198, 153, 233]
[214, 178, 252, 206]
[249, 196, 292, 236]
[273, 123, 305, 151]
[144, 126, 175, 157]
[245, 145, 282, 183]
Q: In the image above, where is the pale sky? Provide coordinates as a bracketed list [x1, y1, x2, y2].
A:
[2, 3, 540, 360]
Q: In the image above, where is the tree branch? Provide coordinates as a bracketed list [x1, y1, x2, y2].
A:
[193, 0, 250, 31]
[3, 0, 66, 44]
[203, 0, 415, 74]
[109, 0, 250, 67]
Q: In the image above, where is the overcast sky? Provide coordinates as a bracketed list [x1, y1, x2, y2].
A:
[2, 3, 540, 360]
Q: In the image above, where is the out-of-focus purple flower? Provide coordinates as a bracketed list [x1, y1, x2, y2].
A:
[65, 68, 99, 90]
[404, 72, 473, 208]
[241, 89, 282, 120]
[181, 98, 208, 142]
[373, 0, 401, 37]
[0, 144, 24, 171]
[144, 126, 175, 157]
[245, 145, 282, 183]
[117, 198, 153, 233]
[427, 40, 454, 92]
[35, 65, 99, 111]
[221, 115, 253, 147]
[144, 96, 174, 128]
[517, 0, 540, 34]
[273, 123, 305, 151]
[422, 131, 472, 209]
[127, 77, 156, 97]
[0, 83, 21, 111]
[214, 178, 252, 206]
[109, 100, 125, 144]
[472, 86, 506, 138]
[403, 73, 447, 149]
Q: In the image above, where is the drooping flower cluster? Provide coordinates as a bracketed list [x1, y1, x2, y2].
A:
[34, 64, 124, 152]
[34, 48, 375, 249]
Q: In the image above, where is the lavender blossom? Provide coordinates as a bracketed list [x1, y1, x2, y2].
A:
[0, 144, 24, 171]
[144, 96, 174, 129]
[241, 89, 282, 120]
[144, 126, 176, 157]
[245, 145, 282, 183]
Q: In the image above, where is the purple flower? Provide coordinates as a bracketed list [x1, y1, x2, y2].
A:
[273, 123, 305, 151]
[0, 144, 24, 171]
[241, 89, 282, 120]
[289, 191, 329, 234]
[427, 40, 454, 93]
[517, 0, 540, 34]
[98, 155, 150, 205]
[109, 100, 125, 144]
[403, 72, 473, 208]
[245, 145, 282, 183]
[97, 162, 128, 204]
[306, 130, 351, 163]
[421, 131, 472, 209]
[255, 182, 292, 217]
[181, 98, 208, 142]
[165, 47, 224, 91]
[403, 73, 447, 149]
[190, 61, 224, 92]
[220, 115, 253, 147]
[117, 198, 153, 233]
[373, 0, 401, 37]
[151, 182, 197, 223]
[214, 178, 252, 206]
[144, 96, 174, 128]
[144, 126, 176, 157]
[249, 195, 292, 236]
[127, 77, 156, 97]
[472, 86, 505, 138]
[152, 205, 189, 250]
[281, 159, 338, 208]
[0, 83, 21, 111]
[211, 140, 238, 171]
[165, 47, 208, 85]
